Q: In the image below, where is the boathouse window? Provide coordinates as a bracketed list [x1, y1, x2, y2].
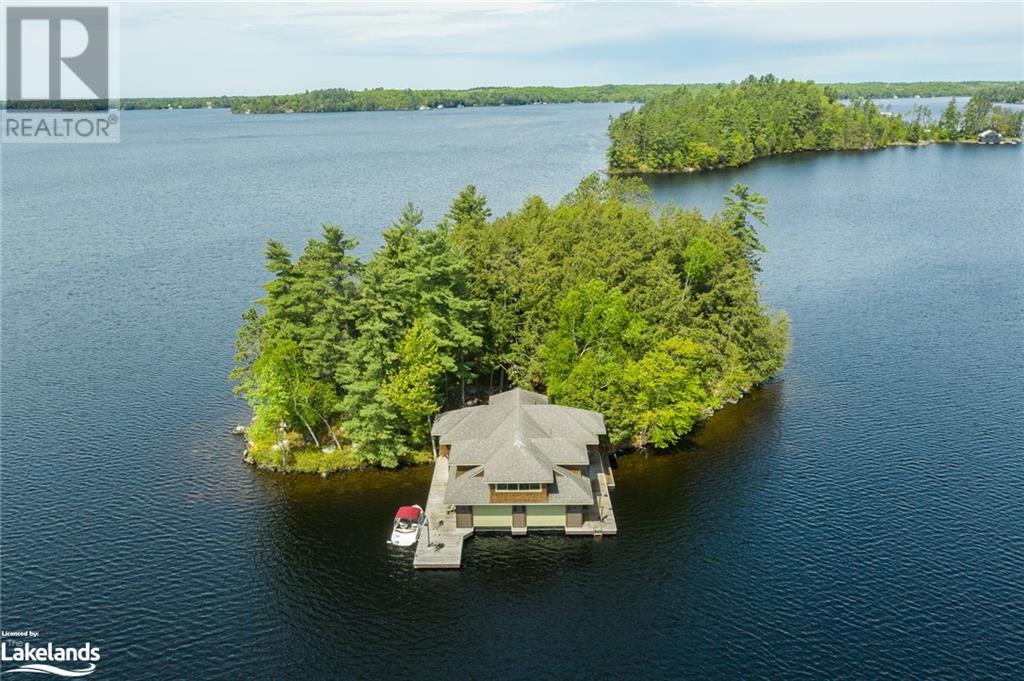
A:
[494, 483, 543, 492]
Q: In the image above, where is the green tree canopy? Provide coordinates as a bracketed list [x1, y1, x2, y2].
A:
[232, 176, 790, 469]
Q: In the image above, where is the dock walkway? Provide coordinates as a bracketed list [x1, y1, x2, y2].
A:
[414, 458, 472, 569]
[415, 448, 617, 567]
[565, 449, 617, 536]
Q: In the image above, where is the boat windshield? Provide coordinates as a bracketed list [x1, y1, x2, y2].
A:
[394, 517, 417, 532]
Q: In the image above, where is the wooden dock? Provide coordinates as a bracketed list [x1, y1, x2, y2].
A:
[565, 449, 617, 537]
[414, 458, 472, 569]
[414, 449, 616, 567]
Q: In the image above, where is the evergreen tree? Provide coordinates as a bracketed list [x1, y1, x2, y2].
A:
[445, 184, 491, 229]
[415, 228, 485, 404]
[938, 98, 961, 139]
[336, 208, 425, 465]
[339, 265, 408, 467]
[291, 225, 360, 386]
[722, 183, 768, 269]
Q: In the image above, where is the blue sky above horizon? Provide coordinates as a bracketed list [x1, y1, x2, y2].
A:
[114, 1, 1023, 96]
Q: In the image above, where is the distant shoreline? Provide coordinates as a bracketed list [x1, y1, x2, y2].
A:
[3, 80, 1021, 114]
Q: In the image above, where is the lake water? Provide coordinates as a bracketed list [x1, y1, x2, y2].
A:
[852, 96, 1024, 116]
[2, 102, 1022, 679]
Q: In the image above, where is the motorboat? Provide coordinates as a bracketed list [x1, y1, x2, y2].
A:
[389, 505, 424, 546]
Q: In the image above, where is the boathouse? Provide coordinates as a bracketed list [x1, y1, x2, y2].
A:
[430, 388, 616, 535]
[978, 129, 1002, 144]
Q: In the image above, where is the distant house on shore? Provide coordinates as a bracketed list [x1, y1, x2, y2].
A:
[431, 388, 616, 535]
[978, 129, 1003, 144]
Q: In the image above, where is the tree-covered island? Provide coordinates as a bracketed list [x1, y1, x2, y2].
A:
[231, 177, 789, 473]
[607, 75, 1024, 174]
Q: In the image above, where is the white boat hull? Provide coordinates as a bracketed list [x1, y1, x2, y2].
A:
[389, 527, 421, 546]
[388, 504, 424, 546]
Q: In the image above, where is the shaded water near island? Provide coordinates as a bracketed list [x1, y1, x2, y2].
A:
[2, 103, 1022, 679]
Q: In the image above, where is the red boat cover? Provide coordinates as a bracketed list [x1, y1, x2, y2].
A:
[395, 506, 421, 520]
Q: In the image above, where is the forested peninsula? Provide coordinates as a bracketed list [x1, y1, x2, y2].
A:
[606, 76, 1024, 174]
[231, 178, 789, 473]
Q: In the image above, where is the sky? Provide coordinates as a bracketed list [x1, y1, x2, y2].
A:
[14, 1, 1024, 97]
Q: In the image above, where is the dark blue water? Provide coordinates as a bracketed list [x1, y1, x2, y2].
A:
[2, 103, 1022, 679]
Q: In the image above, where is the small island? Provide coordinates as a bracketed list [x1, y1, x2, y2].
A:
[606, 75, 1023, 175]
[231, 176, 789, 473]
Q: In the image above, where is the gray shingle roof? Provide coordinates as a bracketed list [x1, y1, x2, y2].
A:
[482, 440, 554, 483]
[444, 466, 488, 504]
[487, 387, 550, 407]
[434, 388, 605, 506]
[433, 389, 605, 448]
[547, 467, 596, 504]
[444, 465, 595, 506]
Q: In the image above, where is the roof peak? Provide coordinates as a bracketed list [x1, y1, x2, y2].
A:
[487, 387, 549, 407]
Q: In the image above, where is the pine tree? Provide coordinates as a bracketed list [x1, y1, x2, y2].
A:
[291, 225, 360, 387]
[336, 208, 425, 464]
[415, 228, 484, 405]
[938, 98, 961, 139]
[339, 265, 408, 467]
[722, 183, 768, 269]
[445, 184, 491, 229]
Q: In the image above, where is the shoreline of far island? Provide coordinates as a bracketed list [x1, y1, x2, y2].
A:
[606, 136, 1021, 176]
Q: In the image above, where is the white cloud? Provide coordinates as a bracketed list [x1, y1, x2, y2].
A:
[132, 1, 1019, 54]
[118, 2, 1021, 95]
